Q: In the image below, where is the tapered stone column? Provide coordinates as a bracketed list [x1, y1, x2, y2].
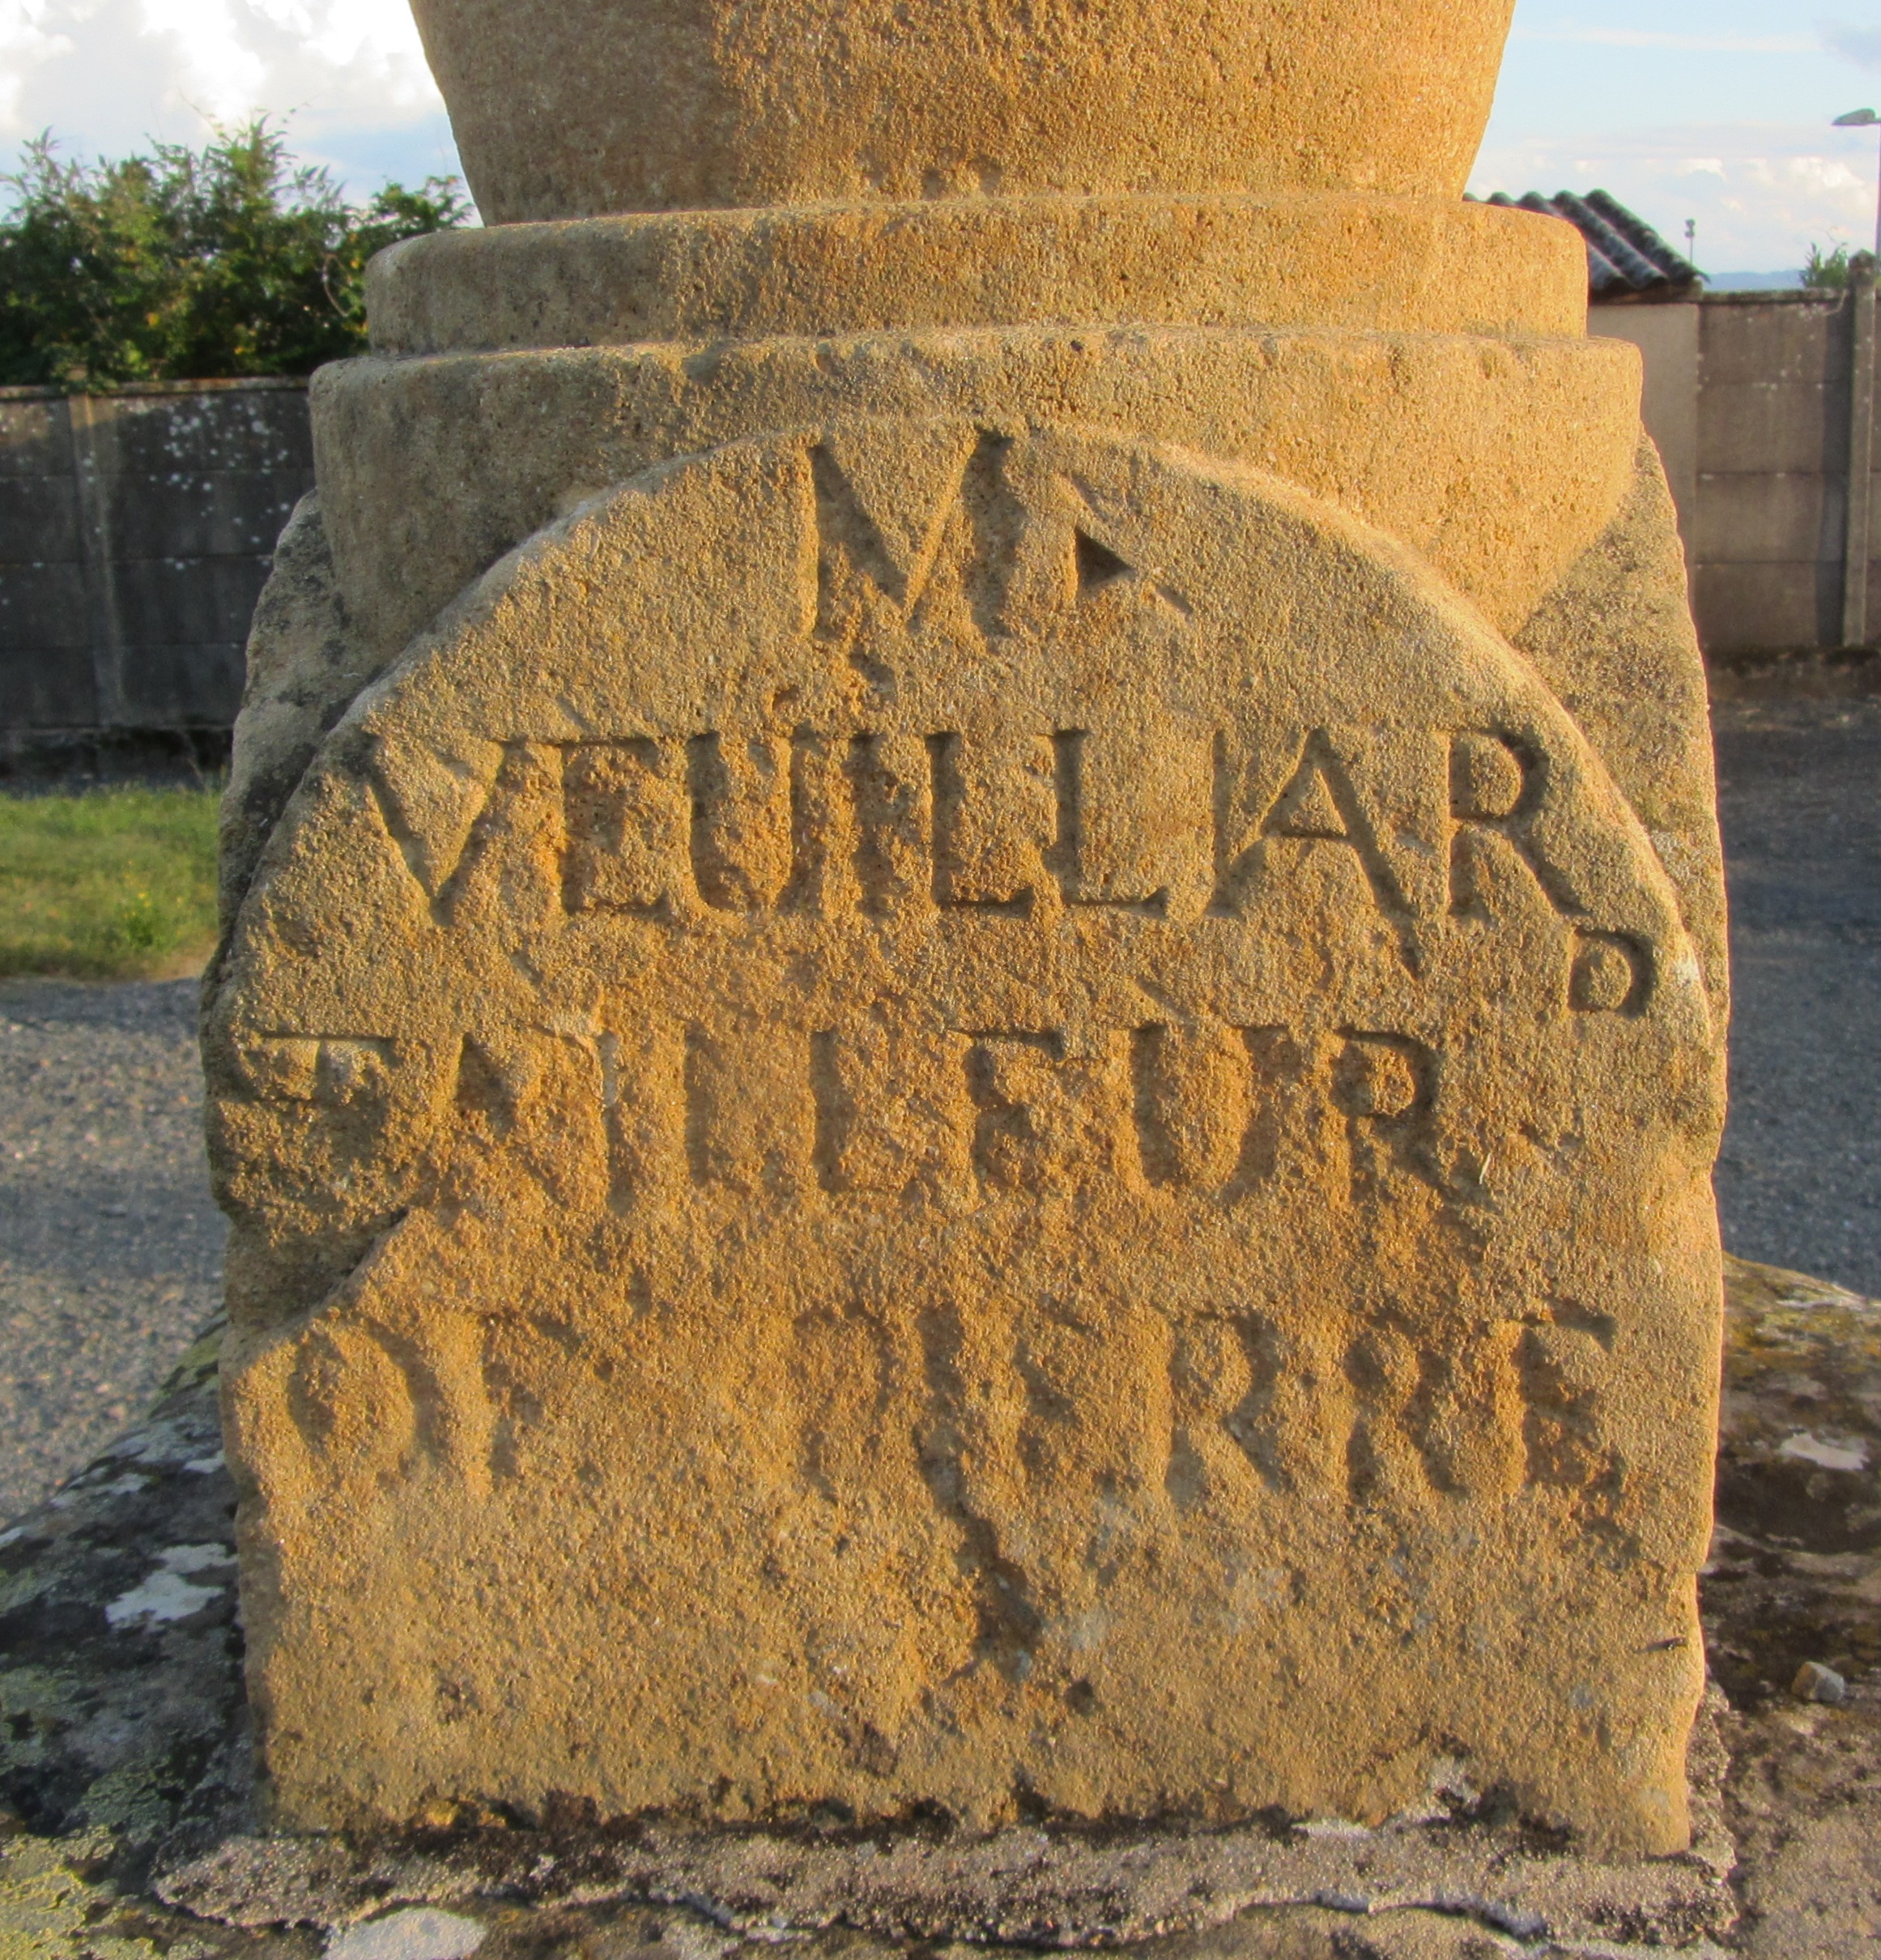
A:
[207, 0, 1726, 1854]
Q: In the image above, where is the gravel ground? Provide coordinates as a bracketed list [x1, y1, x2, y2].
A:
[0, 694, 1875, 1523]
[0, 977, 225, 1522]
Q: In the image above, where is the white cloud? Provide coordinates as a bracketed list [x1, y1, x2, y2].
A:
[0, 0, 453, 197]
[0, 0, 79, 133]
[136, 0, 266, 123]
[1471, 121, 1880, 271]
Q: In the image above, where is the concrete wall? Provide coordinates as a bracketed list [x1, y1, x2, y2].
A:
[0, 378, 313, 738]
[1594, 292, 1875, 659]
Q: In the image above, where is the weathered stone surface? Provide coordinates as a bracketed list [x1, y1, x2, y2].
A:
[239, 407, 1721, 1063]
[1511, 437, 1726, 1012]
[206, 419, 1722, 1847]
[364, 195, 1585, 355]
[202, 0, 1736, 1864]
[158, 1739, 1737, 1946]
[307, 330, 1642, 682]
[219, 492, 379, 931]
[410, 0, 1517, 224]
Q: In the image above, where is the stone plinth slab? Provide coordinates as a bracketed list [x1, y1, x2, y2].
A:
[363, 195, 1585, 356]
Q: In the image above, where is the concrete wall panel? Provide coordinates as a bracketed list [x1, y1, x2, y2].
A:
[1701, 299, 1849, 386]
[0, 565, 91, 649]
[117, 641, 248, 725]
[0, 379, 313, 734]
[1691, 471, 1845, 565]
[0, 645, 98, 727]
[109, 556, 274, 651]
[0, 478, 83, 564]
[1598, 290, 1875, 655]
[1692, 560, 1841, 658]
[102, 471, 311, 560]
[1697, 381, 1849, 476]
[0, 398, 70, 477]
[80, 387, 313, 476]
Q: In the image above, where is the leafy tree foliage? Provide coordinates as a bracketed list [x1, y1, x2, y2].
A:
[0, 121, 470, 389]
[1802, 242, 1854, 290]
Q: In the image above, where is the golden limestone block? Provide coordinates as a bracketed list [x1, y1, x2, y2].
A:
[211, 0, 1726, 1856]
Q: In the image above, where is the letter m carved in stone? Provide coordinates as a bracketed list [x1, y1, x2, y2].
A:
[810, 423, 985, 650]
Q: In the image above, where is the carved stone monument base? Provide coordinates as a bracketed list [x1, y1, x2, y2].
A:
[208, 0, 1729, 1856]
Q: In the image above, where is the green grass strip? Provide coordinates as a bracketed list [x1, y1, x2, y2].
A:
[0, 785, 219, 981]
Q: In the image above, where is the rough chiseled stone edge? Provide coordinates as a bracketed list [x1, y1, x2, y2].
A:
[151, 1757, 1735, 1945]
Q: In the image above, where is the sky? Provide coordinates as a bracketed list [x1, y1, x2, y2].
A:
[0, 0, 1878, 274]
[1474, 2, 1881, 271]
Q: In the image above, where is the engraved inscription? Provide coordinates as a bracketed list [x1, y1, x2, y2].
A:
[781, 730, 847, 914]
[1169, 1302, 1615, 1509]
[811, 428, 1027, 658]
[365, 729, 504, 907]
[1130, 1023, 1269, 1191]
[965, 1032, 1096, 1193]
[561, 739, 685, 917]
[687, 734, 793, 913]
[1447, 730, 1657, 1011]
[229, 1012, 1487, 1213]
[811, 1005, 969, 1196]
[361, 719, 1668, 1010]
[1209, 728, 1412, 941]
[1330, 1031, 1441, 1192]
[1448, 728, 1579, 919]
[211, 423, 1724, 1843]
[240, 1033, 395, 1106]
[808, 422, 1177, 672]
[810, 428, 978, 639]
[282, 1309, 496, 1500]
[1569, 929, 1653, 1016]
[847, 732, 928, 916]
[927, 733, 1051, 914]
[1049, 731, 1168, 915]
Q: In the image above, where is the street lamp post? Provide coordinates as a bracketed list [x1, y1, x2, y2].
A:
[1836, 107, 1881, 259]
[1835, 110, 1879, 648]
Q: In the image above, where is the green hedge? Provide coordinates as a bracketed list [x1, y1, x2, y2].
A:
[0, 121, 469, 390]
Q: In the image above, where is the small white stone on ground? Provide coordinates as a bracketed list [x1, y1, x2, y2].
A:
[1791, 1661, 1848, 1704]
[1778, 1430, 1869, 1472]
[325, 1906, 487, 1960]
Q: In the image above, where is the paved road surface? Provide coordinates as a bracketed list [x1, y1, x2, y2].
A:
[1713, 696, 1881, 1298]
[0, 695, 1877, 1519]
[0, 978, 225, 1521]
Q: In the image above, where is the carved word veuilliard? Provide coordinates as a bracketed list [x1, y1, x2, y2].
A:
[365, 720, 1653, 1012]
